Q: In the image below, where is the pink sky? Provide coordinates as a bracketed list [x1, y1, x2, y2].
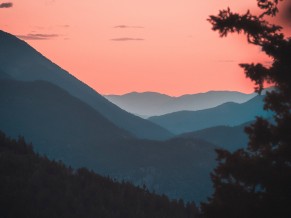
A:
[0, 0, 289, 96]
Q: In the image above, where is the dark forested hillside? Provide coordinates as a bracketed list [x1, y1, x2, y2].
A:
[0, 131, 200, 218]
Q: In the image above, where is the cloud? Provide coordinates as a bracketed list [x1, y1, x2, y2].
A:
[113, 25, 144, 29]
[110, 37, 145, 41]
[16, 33, 59, 40]
[0, 2, 13, 8]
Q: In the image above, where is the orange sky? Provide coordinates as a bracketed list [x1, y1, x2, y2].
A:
[0, 0, 289, 96]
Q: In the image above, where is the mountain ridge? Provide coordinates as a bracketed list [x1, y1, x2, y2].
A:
[104, 90, 257, 117]
[0, 80, 132, 161]
[175, 121, 252, 151]
[0, 78, 217, 203]
[0, 30, 172, 140]
[148, 95, 273, 134]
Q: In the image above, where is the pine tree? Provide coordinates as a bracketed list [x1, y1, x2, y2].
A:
[201, 1, 291, 217]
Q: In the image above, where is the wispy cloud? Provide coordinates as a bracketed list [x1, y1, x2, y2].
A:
[114, 25, 144, 29]
[111, 37, 145, 41]
[0, 2, 13, 8]
[111, 25, 145, 42]
[16, 33, 59, 40]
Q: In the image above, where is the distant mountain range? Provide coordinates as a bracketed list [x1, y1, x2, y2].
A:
[149, 95, 273, 134]
[0, 30, 219, 203]
[0, 30, 172, 140]
[0, 79, 217, 202]
[0, 29, 274, 203]
[104, 91, 257, 117]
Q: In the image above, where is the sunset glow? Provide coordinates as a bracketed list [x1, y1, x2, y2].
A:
[1, 0, 289, 96]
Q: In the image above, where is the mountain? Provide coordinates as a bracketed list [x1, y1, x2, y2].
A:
[104, 91, 257, 117]
[0, 69, 12, 80]
[105, 92, 173, 117]
[0, 79, 217, 203]
[0, 131, 200, 218]
[175, 116, 275, 152]
[0, 30, 172, 140]
[176, 121, 252, 152]
[149, 95, 273, 134]
[109, 137, 217, 203]
[0, 80, 132, 164]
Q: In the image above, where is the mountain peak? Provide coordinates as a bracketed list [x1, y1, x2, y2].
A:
[105, 90, 257, 117]
[0, 30, 173, 140]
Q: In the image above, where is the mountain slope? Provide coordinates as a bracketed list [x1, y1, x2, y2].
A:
[0, 79, 217, 203]
[0, 30, 172, 140]
[0, 80, 132, 165]
[0, 70, 13, 80]
[105, 92, 173, 117]
[105, 91, 256, 117]
[149, 95, 273, 134]
[176, 122, 251, 152]
[0, 131, 200, 218]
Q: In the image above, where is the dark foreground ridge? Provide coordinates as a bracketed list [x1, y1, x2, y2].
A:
[0, 131, 200, 218]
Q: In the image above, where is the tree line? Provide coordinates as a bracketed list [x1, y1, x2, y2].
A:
[0, 131, 199, 218]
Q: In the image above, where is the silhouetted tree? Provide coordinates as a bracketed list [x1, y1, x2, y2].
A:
[201, 1, 291, 217]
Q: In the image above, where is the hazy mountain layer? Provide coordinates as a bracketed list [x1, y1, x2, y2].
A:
[0, 30, 172, 140]
[0, 79, 217, 203]
[105, 91, 256, 117]
[176, 122, 252, 152]
[149, 95, 273, 134]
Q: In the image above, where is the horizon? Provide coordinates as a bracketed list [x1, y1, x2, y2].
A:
[0, 1, 290, 96]
[1, 0, 290, 211]
[102, 89, 257, 97]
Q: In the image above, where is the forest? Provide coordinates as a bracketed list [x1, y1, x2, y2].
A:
[0, 131, 200, 218]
